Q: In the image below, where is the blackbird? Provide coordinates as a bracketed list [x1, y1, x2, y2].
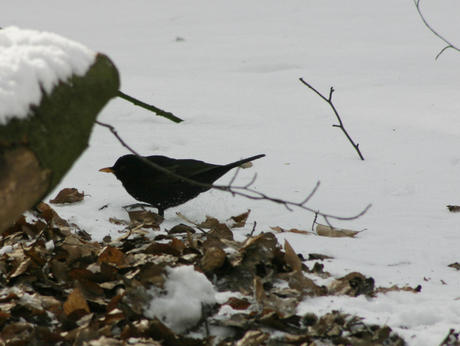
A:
[99, 154, 265, 216]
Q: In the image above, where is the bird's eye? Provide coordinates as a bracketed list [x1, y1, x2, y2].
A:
[120, 166, 126, 171]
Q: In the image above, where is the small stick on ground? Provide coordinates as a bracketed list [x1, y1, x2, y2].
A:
[117, 91, 184, 123]
[299, 78, 364, 161]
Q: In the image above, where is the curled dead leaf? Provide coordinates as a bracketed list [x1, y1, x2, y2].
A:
[98, 246, 128, 268]
[236, 330, 269, 346]
[308, 253, 334, 261]
[225, 297, 251, 310]
[328, 272, 375, 297]
[168, 223, 195, 234]
[448, 262, 460, 270]
[447, 205, 460, 212]
[227, 210, 251, 228]
[50, 188, 85, 204]
[284, 239, 302, 272]
[316, 224, 361, 238]
[63, 287, 90, 316]
[270, 226, 313, 235]
[200, 246, 226, 273]
[128, 210, 163, 229]
[254, 276, 267, 305]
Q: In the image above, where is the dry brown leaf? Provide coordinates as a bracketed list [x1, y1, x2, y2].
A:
[376, 284, 421, 294]
[50, 188, 85, 204]
[289, 228, 314, 235]
[209, 223, 234, 241]
[284, 239, 302, 272]
[98, 246, 128, 268]
[49, 258, 69, 283]
[308, 253, 334, 261]
[128, 210, 163, 229]
[279, 271, 324, 297]
[316, 224, 361, 238]
[224, 297, 251, 310]
[200, 246, 226, 273]
[0, 322, 35, 342]
[175, 212, 196, 224]
[228, 210, 251, 228]
[254, 276, 267, 305]
[177, 214, 226, 229]
[168, 223, 195, 234]
[447, 205, 460, 212]
[170, 238, 186, 253]
[328, 272, 375, 297]
[63, 287, 90, 316]
[8, 257, 31, 279]
[61, 244, 83, 266]
[448, 262, 460, 270]
[35, 202, 71, 229]
[144, 242, 181, 256]
[236, 330, 269, 346]
[109, 217, 129, 226]
[240, 232, 277, 253]
[199, 216, 222, 229]
[270, 226, 312, 235]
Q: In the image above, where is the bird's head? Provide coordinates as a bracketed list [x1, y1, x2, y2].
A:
[99, 154, 143, 182]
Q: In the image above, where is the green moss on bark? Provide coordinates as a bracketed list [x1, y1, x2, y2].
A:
[0, 53, 120, 194]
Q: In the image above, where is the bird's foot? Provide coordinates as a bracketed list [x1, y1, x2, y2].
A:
[122, 203, 154, 211]
[122, 203, 164, 217]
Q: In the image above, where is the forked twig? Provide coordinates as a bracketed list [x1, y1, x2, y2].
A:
[96, 120, 371, 222]
[414, 0, 460, 59]
[299, 78, 364, 161]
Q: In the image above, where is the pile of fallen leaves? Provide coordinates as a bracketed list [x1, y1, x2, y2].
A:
[0, 196, 423, 346]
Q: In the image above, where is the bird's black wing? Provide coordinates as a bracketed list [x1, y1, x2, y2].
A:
[144, 156, 220, 184]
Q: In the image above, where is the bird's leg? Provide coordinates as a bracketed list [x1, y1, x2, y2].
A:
[122, 203, 154, 210]
[122, 203, 164, 217]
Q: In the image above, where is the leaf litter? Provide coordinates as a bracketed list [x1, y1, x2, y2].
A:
[0, 199, 424, 346]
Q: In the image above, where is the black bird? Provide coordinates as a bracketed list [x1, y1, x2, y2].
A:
[99, 154, 265, 216]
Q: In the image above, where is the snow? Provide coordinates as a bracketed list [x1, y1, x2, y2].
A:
[0, 26, 95, 124]
[143, 265, 217, 333]
[0, 245, 14, 256]
[2, 0, 460, 344]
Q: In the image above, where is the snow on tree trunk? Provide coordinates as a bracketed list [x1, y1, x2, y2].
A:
[0, 28, 120, 232]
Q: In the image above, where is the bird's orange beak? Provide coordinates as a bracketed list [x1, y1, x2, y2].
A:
[99, 167, 114, 173]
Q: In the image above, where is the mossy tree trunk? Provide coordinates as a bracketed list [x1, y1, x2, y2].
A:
[0, 53, 120, 232]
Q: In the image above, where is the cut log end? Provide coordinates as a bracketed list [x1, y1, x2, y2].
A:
[0, 147, 52, 233]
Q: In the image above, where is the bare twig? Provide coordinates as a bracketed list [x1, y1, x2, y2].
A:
[299, 78, 364, 161]
[96, 120, 371, 222]
[249, 221, 257, 237]
[311, 212, 319, 233]
[414, 0, 460, 59]
[117, 91, 184, 123]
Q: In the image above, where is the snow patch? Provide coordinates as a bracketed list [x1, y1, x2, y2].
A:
[143, 265, 217, 333]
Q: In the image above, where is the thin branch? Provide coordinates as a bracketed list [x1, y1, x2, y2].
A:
[117, 91, 184, 123]
[249, 221, 257, 237]
[414, 0, 460, 59]
[311, 212, 319, 233]
[299, 78, 364, 161]
[96, 120, 371, 222]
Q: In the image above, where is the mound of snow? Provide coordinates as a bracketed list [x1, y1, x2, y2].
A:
[144, 265, 217, 333]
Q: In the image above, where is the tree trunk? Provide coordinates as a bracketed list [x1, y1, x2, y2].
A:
[0, 53, 120, 232]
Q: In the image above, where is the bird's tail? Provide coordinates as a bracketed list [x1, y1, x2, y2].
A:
[224, 154, 265, 170]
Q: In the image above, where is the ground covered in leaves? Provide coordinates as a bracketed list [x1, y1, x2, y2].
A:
[0, 193, 428, 346]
